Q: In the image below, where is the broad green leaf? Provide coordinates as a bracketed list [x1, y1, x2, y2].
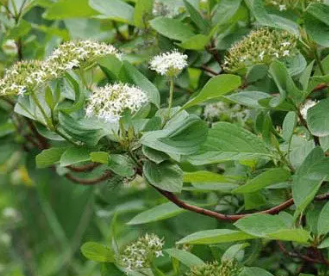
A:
[134, 0, 153, 28]
[60, 147, 91, 167]
[183, 0, 209, 33]
[165, 248, 205, 268]
[317, 201, 329, 235]
[58, 112, 105, 147]
[188, 122, 271, 165]
[108, 154, 135, 177]
[307, 3, 329, 26]
[305, 12, 329, 47]
[127, 202, 184, 225]
[177, 229, 255, 245]
[81, 242, 115, 263]
[212, 0, 242, 26]
[121, 61, 160, 108]
[89, 0, 134, 24]
[36, 148, 66, 168]
[318, 237, 329, 249]
[299, 61, 315, 92]
[150, 17, 195, 41]
[240, 267, 274, 276]
[179, 34, 210, 50]
[282, 112, 297, 142]
[141, 115, 208, 155]
[44, 0, 98, 19]
[183, 171, 237, 183]
[221, 243, 249, 262]
[292, 148, 329, 217]
[226, 91, 270, 109]
[234, 214, 310, 243]
[307, 99, 329, 137]
[90, 152, 109, 164]
[143, 161, 183, 193]
[183, 75, 241, 109]
[233, 168, 290, 194]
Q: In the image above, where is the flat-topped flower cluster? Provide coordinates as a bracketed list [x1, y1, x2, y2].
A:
[0, 40, 120, 96]
[223, 28, 298, 72]
[85, 83, 148, 123]
[120, 233, 164, 272]
[186, 260, 241, 276]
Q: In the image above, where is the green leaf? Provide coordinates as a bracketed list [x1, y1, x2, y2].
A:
[58, 112, 105, 147]
[317, 201, 329, 235]
[282, 112, 297, 142]
[44, 0, 98, 19]
[121, 61, 160, 108]
[165, 248, 205, 268]
[127, 202, 184, 225]
[60, 147, 91, 167]
[177, 229, 255, 245]
[221, 243, 249, 262]
[183, 75, 241, 109]
[89, 0, 134, 24]
[234, 214, 310, 243]
[307, 99, 329, 137]
[305, 12, 329, 47]
[212, 0, 242, 26]
[226, 91, 270, 109]
[108, 154, 135, 177]
[81, 242, 115, 263]
[179, 34, 210, 50]
[150, 17, 195, 41]
[233, 168, 290, 194]
[183, 0, 209, 33]
[188, 122, 271, 165]
[36, 148, 67, 168]
[292, 148, 328, 217]
[142, 146, 169, 164]
[183, 171, 237, 183]
[90, 151, 109, 164]
[240, 267, 274, 276]
[141, 114, 208, 155]
[307, 3, 329, 26]
[143, 161, 183, 193]
[134, 0, 153, 28]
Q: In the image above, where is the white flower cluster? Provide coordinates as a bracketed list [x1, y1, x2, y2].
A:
[0, 40, 120, 96]
[300, 99, 317, 119]
[149, 50, 188, 77]
[120, 233, 164, 272]
[223, 28, 297, 72]
[266, 0, 322, 10]
[85, 83, 148, 123]
[46, 40, 121, 73]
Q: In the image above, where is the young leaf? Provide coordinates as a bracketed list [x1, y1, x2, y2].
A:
[36, 148, 67, 168]
[166, 248, 205, 268]
[177, 229, 255, 245]
[188, 122, 271, 165]
[232, 168, 290, 194]
[81, 242, 115, 263]
[183, 75, 241, 109]
[60, 147, 91, 167]
[317, 201, 329, 235]
[127, 202, 185, 225]
[307, 99, 329, 137]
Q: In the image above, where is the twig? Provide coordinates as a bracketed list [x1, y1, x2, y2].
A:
[154, 187, 329, 222]
[67, 163, 100, 173]
[200, 65, 219, 76]
[64, 171, 112, 186]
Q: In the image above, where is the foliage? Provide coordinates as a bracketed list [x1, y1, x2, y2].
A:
[1, 0, 329, 276]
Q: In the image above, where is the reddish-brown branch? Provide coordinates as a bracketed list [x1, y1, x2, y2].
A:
[67, 163, 100, 173]
[313, 83, 328, 92]
[26, 119, 49, 149]
[155, 188, 329, 222]
[200, 65, 219, 76]
[65, 171, 112, 186]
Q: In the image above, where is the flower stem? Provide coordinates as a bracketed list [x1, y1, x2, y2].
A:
[314, 47, 326, 76]
[166, 77, 174, 122]
[31, 91, 54, 130]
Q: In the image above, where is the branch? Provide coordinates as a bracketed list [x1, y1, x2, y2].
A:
[67, 163, 100, 173]
[200, 65, 219, 76]
[155, 188, 329, 222]
[65, 171, 112, 186]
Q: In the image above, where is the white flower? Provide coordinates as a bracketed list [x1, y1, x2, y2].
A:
[2, 207, 18, 219]
[281, 41, 291, 47]
[279, 4, 287, 11]
[2, 39, 17, 55]
[149, 50, 188, 77]
[283, 50, 290, 56]
[259, 51, 265, 61]
[155, 251, 164, 258]
[204, 102, 226, 119]
[86, 83, 148, 123]
[300, 100, 317, 119]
